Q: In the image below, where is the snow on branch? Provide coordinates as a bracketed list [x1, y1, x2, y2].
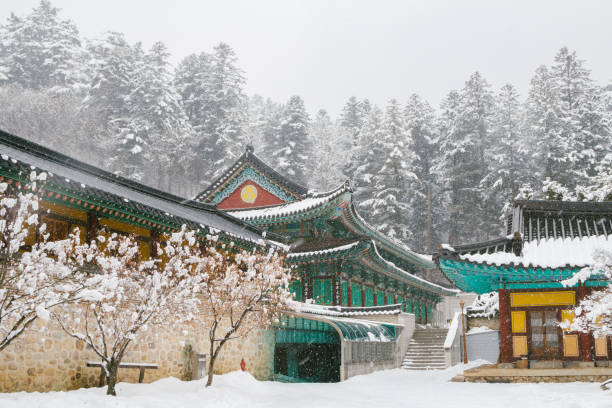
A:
[561, 249, 611, 336]
[0, 172, 78, 352]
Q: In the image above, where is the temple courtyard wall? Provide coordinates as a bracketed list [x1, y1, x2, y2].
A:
[0, 316, 275, 393]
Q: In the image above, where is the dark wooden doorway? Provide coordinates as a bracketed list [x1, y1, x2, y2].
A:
[529, 310, 560, 358]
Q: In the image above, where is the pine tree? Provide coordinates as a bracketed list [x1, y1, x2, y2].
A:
[363, 100, 417, 242]
[203, 43, 247, 179]
[484, 84, 529, 222]
[551, 47, 595, 188]
[340, 97, 370, 182]
[273, 95, 312, 186]
[404, 94, 439, 252]
[309, 109, 348, 190]
[244, 95, 284, 164]
[175, 43, 246, 185]
[435, 72, 494, 243]
[353, 106, 385, 222]
[127, 42, 196, 195]
[0, 0, 87, 92]
[524, 65, 564, 187]
[83, 32, 145, 180]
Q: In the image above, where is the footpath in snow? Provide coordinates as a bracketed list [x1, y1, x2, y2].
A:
[0, 362, 609, 408]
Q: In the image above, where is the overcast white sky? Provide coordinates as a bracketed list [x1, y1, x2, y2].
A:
[2, 0, 611, 116]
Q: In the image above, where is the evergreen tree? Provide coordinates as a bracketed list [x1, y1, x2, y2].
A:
[273, 95, 312, 186]
[127, 42, 196, 195]
[309, 109, 348, 190]
[435, 72, 494, 243]
[484, 84, 529, 222]
[404, 94, 440, 252]
[0, 0, 87, 92]
[174, 43, 246, 185]
[353, 106, 385, 222]
[340, 96, 370, 182]
[362, 100, 417, 242]
[83, 32, 145, 180]
[524, 65, 564, 187]
[244, 95, 284, 164]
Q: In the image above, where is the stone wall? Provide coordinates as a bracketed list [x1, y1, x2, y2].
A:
[0, 316, 275, 393]
[467, 316, 500, 331]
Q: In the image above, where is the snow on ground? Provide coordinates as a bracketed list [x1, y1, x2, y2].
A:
[0, 363, 609, 408]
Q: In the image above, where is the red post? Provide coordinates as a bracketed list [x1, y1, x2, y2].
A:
[498, 289, 513, 363]
[240, 358, 246, 372]
[460, 300, 468, 364]
[577, 286, 593, 361]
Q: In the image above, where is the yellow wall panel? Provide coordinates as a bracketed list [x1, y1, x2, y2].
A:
[594, 336, 608, 357]
[510, 291, 575, 307]
[40, 200, 87, 221]
[512, 336, 528, 357]
[511, 311, 526, 333]
[99, 217, 150, 237]
[563, 335, 579, 357]
[138, 240, 150, 260]
[561, 310, 575, 332]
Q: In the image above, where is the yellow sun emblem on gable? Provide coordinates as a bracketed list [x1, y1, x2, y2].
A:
[241, 185, 258, 203]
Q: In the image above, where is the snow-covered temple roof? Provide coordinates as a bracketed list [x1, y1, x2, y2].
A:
[0, 130, 280, 246]
[435, 200, 612, 293]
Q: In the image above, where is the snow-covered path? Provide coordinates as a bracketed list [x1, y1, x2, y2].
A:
[1, 363, 609, 408]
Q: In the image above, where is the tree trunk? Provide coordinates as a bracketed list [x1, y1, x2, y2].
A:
[205, 352, 216, 387]
[105, 359, 120, 396]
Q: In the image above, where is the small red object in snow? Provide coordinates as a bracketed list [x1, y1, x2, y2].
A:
[240, 358, 246, 371]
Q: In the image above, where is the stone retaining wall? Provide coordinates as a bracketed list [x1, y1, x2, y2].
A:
[0, 316, 275, 393]
[465, 375, 610, 383]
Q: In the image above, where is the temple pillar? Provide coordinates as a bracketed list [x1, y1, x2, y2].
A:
[577, 286, 593, 361]
[347, 280, 352, 307]
[498, 289, 513, 363]
[86, 211, 98, 243]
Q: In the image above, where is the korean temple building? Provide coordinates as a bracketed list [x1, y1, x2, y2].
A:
[436, 200, 611, 366]
[194, 146, 457, 381]
[195, 145, 455, 316]
[1, 132, 455, 386]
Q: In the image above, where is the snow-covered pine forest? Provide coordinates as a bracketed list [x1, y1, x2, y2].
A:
[1, 1, 610, 253]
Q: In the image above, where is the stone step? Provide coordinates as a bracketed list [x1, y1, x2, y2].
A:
[406, 350, 444, 357]
[403, 358, 446, 363]
[401, 366, 446, 370]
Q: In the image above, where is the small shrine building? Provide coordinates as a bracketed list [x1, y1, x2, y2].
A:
[435, 200, 611, 366]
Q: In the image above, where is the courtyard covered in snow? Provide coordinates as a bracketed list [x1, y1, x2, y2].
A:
[1, 364, 609, 408]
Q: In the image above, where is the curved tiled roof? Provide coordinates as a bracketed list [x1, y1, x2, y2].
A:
[0, 130, 285, 246]
[435, 199, 612, 293]
[227, 183, 349, 221]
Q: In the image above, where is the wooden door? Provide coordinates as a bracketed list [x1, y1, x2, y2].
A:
[529, 310, 560, 358]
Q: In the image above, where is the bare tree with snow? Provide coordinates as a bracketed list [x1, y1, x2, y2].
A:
[561, 249, 611, 337]
[51, 226, 203, 396]
[197, 242, 292, 387]
[0, 171, 77, 352]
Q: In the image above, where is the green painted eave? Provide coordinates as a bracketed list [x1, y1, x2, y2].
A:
[438, 256, 609, 294]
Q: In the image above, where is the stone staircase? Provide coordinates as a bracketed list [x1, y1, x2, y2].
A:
[401, 328, 447, 370]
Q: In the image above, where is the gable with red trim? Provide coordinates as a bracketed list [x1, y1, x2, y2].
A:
[218, 180, 286, 210]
